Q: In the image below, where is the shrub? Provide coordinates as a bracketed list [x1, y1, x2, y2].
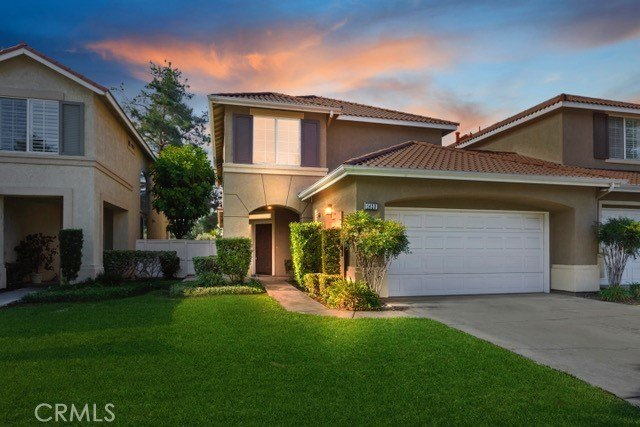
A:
[14, 233, 57, 276]
[216, 238, 252, 283]
[58, 229, 83, 284]
[341, 211, 409, 295]
[321, 228, 341, 275]
[103, 250, 177, 281]
[596, 217, 640, 286]
[599, 285, 632, 303]
[324, 279, 382, 311]
[21, 281, 174, 303]
[158, 251, 180, 279]
[630, 283, 640, 300]
[304, 273, 321, 296]
[195, 272, 227, 287]
[169, 281, 265, 298]
[193, 255, 219, 276]
[318, 274, 341, 298]
[103, 250, 137, 281]
[290, 222, 322, 285]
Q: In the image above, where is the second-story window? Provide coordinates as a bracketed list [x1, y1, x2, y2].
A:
[0, 97, 60, 153]
[252, 116, 300, 166]
[609, 116, 640, 160]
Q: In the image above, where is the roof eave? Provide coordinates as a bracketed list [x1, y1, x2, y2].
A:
[336, 115, 458, 132]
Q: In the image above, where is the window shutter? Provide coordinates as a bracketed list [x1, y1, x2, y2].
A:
[593, 112, 608, 159]
[233, 114, 253, 163]
[300, 119, 320, 167]
[60, 102, 84, 156]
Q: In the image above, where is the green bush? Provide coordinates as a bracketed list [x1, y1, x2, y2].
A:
[169, 280, 265, 298]
[216, 238, 252, 283]
[318, 274, 341, 298]
[195, 272, 227, 287]
[599, 285, 632, 303]
[193, 255, 219, 276]
[22, 281, 174, 303]
[158, 251, 180, 279]
[290, 222, 322, 285]
[58, 229, 83, 283]
[596, 217, 640, 286]
[304, 273, 321, 296]
[630, 283, 640, 300]
[103, 250, 136, 281]
[324, 278, 382, 311]
[321, 228, 341, 274]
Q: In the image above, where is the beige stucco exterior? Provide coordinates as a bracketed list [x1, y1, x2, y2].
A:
[0, 54, 166, 288]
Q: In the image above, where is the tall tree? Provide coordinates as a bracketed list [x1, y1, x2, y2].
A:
[124, 61, 209, 152]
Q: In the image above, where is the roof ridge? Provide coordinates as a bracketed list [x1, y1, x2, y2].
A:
[343, 141, 418, 165]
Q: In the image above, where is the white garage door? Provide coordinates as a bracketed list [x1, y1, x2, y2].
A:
[601, 208, 640, 284]
[386, 208, 548, 296]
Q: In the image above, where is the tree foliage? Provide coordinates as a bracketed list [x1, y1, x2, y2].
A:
[341, 211, 410, 295]
[596, 217, 640, 286]
[124, 61, 209, 152]
[150, 145, 216, 238]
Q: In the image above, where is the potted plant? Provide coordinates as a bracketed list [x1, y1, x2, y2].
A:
[14, 233, 57, 284]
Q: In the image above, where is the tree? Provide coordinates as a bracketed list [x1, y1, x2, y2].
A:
[341, 211, 410, 295]
[150, 145, 216, 238]
[124, 61, 209, 152]
[596, 217, 640, 286]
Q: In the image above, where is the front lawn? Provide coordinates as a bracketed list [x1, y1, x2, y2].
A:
[0, 293, 638, 425]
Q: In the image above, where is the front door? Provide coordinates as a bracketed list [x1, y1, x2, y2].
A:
[255, 224, 272, 275]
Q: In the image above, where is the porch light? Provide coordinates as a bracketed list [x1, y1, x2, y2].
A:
[267, 205, 272, 210]
[324, 204, 333, 216]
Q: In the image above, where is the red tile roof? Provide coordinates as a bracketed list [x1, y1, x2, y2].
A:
[344, 140, 639, 183]
[0, 42, 108, 92]
[210, 92, 458, 126]
[454, 94, 640, 147]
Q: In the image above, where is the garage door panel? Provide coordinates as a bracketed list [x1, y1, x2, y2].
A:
[387, 208, 547, 296]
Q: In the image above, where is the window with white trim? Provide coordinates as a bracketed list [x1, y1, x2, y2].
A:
[0, 97, 59, 153]
[252, 116, 300, 166]
[609, 116, 640, 160]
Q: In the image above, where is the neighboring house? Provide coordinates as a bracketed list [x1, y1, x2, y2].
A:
[0, 43, 166, 289]
[210, 92, 640, 297]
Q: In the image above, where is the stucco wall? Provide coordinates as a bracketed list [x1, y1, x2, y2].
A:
[470, 112, 563, 163]
[326, 121, 443, 170]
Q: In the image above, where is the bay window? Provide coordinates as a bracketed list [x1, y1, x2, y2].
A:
[252, 116, 300, 166]
[0, 97, 60, 153]
[609, 116, 640, 160]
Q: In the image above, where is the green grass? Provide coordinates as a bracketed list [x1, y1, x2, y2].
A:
[1, 293, 638, 425]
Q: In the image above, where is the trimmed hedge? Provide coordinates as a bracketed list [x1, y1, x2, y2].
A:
[216, 238, 252, 283]
[103, 250, 180, 281]
[22, 281, 174, 303]
[169, 279, 265, 298]
[304, 273, 321, 296]
[321, 228, 341, 274]
[193, 256, 219, 276]
[318, 274, 341, 296]
[159, 252, 180, 279]
[194, 272, 227, 287]
[59, 229, 83, 284]
[324, 278, 382, 311]
[290, 222, 322, 285]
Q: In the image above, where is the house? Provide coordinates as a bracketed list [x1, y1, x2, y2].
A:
[210, 92, 640, 297]
[0, 43, 166, 288]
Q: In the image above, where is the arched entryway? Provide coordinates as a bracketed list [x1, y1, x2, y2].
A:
[249, 205, 300, 276]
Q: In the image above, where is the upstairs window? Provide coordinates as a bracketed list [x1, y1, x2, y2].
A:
[0, 97, 59, 153]
[609, 116, 640, 160]
[252, 116, 300, 166]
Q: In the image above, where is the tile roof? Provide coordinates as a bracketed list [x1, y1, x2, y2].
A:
[344, 140, 639, 182]
[0, 42, 108, 92]
[454, 93, 640, 147]
[209, 92, 458, 126]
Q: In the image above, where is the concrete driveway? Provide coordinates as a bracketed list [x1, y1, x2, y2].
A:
[392, 293, 640, 406]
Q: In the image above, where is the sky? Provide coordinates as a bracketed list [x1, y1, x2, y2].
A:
[2, 0, 640, 144]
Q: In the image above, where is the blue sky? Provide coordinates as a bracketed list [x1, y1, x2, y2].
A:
[2, 0, 640, 143]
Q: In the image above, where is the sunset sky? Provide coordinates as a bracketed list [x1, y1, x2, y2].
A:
[2, 0, 640, 143]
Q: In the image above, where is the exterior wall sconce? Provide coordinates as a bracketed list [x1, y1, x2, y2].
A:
[324, 204, 333, 216]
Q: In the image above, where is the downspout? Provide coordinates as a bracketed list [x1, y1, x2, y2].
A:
[596, 182, 617, 224]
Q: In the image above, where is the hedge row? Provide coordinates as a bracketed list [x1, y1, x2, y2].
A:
[103, 250, 180, 281]
[321, 228, 341, 275]
[59, 229, 83, 284]
[290, 222, 322, 285]
[303, 273, 380, 310]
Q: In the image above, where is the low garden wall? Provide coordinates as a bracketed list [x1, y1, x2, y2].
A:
[135, 239, 216, 277]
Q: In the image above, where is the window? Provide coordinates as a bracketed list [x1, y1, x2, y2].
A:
[252, 116, 300, 166]
[0, 97, 59, 153]
[609, 116, 640, 160]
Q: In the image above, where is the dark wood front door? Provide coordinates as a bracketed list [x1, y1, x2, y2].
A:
[255, 224, 272, 275]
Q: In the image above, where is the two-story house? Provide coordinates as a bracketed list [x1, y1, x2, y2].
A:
[211, 92, 640, 297]
[0, 43, 166, 288]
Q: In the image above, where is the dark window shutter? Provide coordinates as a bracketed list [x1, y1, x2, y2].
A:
[301, 119, 320, 167]
[233, 114, 253, 164]
[593, 112, 608, 159]
[60, 102, 84, 156]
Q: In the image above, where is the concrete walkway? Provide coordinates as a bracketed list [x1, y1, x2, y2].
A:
[260, 277, 410, 318]
[0, 287, 39, 307]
